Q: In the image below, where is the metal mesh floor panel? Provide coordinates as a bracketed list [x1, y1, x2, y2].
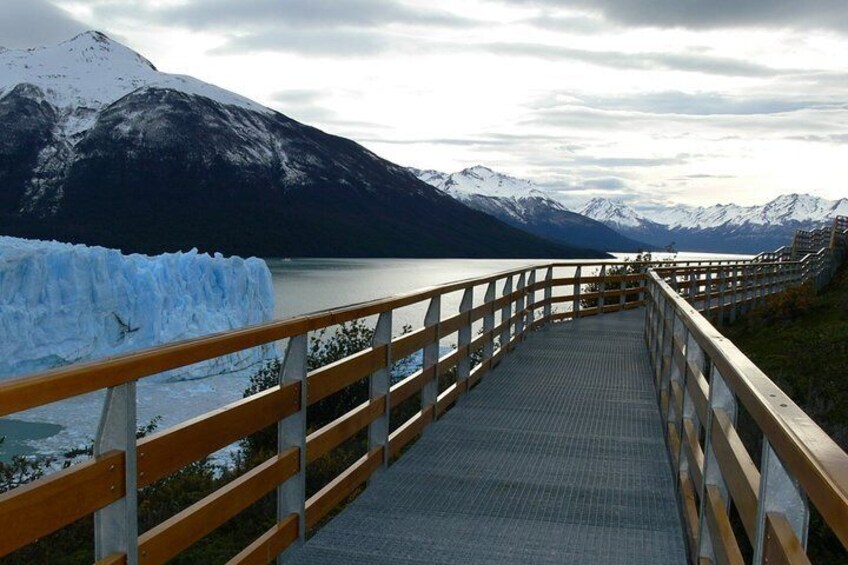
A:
[291, 310, 686, 564]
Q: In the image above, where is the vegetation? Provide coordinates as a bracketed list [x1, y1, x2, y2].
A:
[721, 264, 848, 562]
[581, 251, 666, 309]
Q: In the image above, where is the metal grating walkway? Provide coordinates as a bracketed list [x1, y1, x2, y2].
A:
[291, 310, 687, 564]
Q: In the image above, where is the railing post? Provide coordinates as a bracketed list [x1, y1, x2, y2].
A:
[94, 382, 139, 564]
[457, 288, 473, 394]
[704, 269, 713, 317]
[500, 277, 512, 348]
[527, 270, 537, 330]
[697, 364, 738, 561]
[484, 281, 496, 357]
[369, 311, 392, 467]
[752, 441, 810, 563]
[421, 296, 441, 417]
[543, 267, 553, 324]
[279, 333, 307, 559]
[618, 270, 626, 309]
[573, 266, 582, 318]
[597, 265, 607, 311]
[729, 266, 738, 323]
[516, 273, 526, 339]
[688, 269, 697, 304]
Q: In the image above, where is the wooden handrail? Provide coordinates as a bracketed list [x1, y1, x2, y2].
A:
[4, 246, 842, 563]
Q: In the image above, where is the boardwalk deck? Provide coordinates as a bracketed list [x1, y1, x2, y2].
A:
[292, 309, 687, 564]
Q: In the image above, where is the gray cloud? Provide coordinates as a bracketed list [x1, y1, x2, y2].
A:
[506, 1, 848, 33]
[212, 28, 388, 56]
[479, 42, 786, 77]
[0, 0, 86, 48]
[101, 0, 475, 32]
[787, 133, 848, 144]
[578, 91, 840, 116]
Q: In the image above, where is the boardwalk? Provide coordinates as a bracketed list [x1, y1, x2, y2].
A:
[292, 310, 687, 564]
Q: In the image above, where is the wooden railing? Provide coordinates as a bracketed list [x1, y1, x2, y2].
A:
[0, 257, 708, 564]
[1, 223, 846, 563]
[645, 224, 848, 563]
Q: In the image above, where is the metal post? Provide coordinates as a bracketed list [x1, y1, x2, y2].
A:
[422, 296, 441, 416]
[279, 334, 308, 560]
[94, 383, 138, 564]
[688, 269, 697, 304]
[543, 267, 553, 324]
[752, 442, 810, 562]
[697, 364, 737, 561]
[526, 270, 536, 331]
[619, 271, 626, 309]
[484, 282, 496, 358]
[597, 265, 607, 311]
[573, 266, 582, 319]
[369, 311, 392, 466]
[516, 273, 526, 339]
[704, 269, 713, 317]
[457, 288, 473, 394]
[500, 277, 512, 349]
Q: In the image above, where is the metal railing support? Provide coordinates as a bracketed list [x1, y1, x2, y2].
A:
[94, 382, 139, 564]
[500, 277, 512, 348]
[752, 442, 810, 563]
[279, 333, 308, 560]
[697, 364, 738, 561]
[484, 282, 496, 357]
[369, 311, 392, 466]
[526, 270, 536, 331]
[516, 273, 526, 339]
[421, 296, 441, 415]
[457, 288, 473, 393]
[543, 267, 553, 323]
[573, 266, 582, 318]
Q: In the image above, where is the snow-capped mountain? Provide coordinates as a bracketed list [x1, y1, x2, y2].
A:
[412, 166, 648, 252]
[579, 194, 848, 253]
[0, 32, 601, 259]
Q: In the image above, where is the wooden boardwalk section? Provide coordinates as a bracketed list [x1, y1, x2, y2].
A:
[292, 309, 687, 564]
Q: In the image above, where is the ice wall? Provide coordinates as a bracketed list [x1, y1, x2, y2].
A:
[0, 237, 276, 381]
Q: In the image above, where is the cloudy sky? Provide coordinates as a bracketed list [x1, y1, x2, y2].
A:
[3, 0, 848, 209]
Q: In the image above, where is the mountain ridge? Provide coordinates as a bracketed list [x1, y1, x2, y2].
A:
[0, 32, 605, 259]
[412, 165, 649, 252]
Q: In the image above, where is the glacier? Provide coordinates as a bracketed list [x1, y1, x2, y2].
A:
[0, 236, 276, 381]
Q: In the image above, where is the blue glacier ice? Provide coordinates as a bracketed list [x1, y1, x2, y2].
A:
[0, 236, 276, 381]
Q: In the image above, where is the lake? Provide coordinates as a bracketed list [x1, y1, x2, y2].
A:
[2, 252, 749, 461]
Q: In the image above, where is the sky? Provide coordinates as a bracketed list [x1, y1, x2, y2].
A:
[2, 0, 848, 210]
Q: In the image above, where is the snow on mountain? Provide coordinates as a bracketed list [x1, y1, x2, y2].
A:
[577, 198, 649, 229]
[0, 31, 269, 139]
[412, 167, 646, 252]
[0, 236, 275, 381]
[413, 165, 551, 201]
[581, 194, 848, 230]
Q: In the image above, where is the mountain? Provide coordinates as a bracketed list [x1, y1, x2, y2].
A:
[0, 32, 603, 259]
[579, 194, 848, 253]
[411, 165, 649, 252]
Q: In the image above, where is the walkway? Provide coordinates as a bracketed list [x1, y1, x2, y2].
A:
[292, 309, 687, 564]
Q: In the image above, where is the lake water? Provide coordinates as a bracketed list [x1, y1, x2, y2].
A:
[2, 252, 749, 462]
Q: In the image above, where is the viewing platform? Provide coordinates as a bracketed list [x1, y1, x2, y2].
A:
[1, 216, 847, 564]
[292, 309, 687, 564]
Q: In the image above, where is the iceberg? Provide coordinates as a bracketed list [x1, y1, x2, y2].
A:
[0, 236, 276, 381]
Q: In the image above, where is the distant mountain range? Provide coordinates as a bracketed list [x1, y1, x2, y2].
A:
[0, 32, 604, 259]
[579, 194, 848, 253]
[410, 166, 648, 252]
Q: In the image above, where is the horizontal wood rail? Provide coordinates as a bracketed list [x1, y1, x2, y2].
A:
[3, 227, 846, 563]
[646, 219, 848, 563]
